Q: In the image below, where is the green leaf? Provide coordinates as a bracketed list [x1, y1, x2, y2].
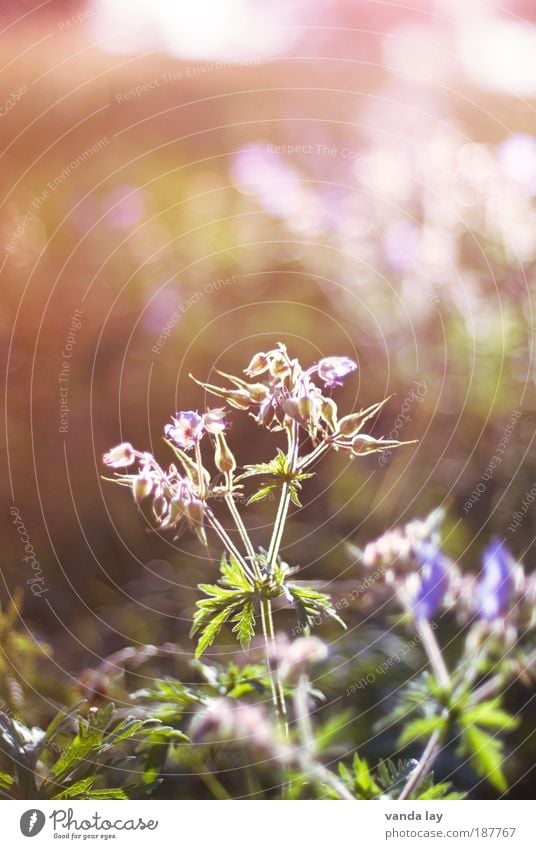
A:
[0, 769, 15, 788]
[53, 776, 99, 799]
[398, 716, 444, 747]
[52, 730, 103, 780]
[87, 787, 128, 800]
[459, 725, 508, 792]
[377, 758, 419, 797]
[232, 600, 256, 650]
[287, 584, 346, 631]
[194, 605, 240, 659]
[247, 484, 278, 505]
[463, 699, 519, 732]
[219, 553, 253, 593]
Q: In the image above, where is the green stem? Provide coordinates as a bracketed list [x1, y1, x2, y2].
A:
[195, 441, 206, 500]
[398, 728, 443, 800]
[224, 487, 260, 579]
[260, 597, 279, 712]
[297, 438, 331, 471]
[204, 509, 256, 584]
[266, 424, 299, 571]
[415, 618, 450, 690]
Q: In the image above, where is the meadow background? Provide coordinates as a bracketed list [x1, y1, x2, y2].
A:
[1, 0, 536, 798]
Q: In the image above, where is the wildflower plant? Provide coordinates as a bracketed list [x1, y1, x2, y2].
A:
[104, 344, 411, 727]
[355, 514, 536, 798]
[100, 345, 534, 800]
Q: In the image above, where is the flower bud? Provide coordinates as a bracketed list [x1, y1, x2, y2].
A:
[220, 389, 251, 410]
[132, 473, 153, 503]
[103, 442, 135, 468]
[152, 495, 168, 520]
[214, 432, 236, 474]
[244, 352, 270, 377]
[320, 397, 338, 431]
[338, 412, 366, 438]
[246, 383, 270, 404]
[269, 354, 291, 379]
[184, 498, 207, 545]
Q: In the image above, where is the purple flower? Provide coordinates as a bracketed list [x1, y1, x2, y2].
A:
[412, 543, 450, 620]
[316, 356, 357, 388]
[164, 411, 204, 451]
[476, 538, 515, 621]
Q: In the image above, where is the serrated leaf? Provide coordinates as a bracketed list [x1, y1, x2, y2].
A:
[53, 776, 99, 799]
[231, 600, 256, 650]
[220, 553, 253, 592]
[459, 725, 507, 792]
[87, 787, 128, 799]
[287, 584, 346, 630]
[52, 730, 103, 780]
[194, 604, 241, 659]
[247, 484, 278, 505]
[463, 699, 519, 732]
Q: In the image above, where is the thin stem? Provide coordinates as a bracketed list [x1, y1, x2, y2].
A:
[416, 618, 450, 690]
[260, 598, 279, 712]
[266, 424, 298, 570]
[309, 763, 355, 801]
[262, 597, 288, 734]
[204, 509, 256, 584]
[294, 674, 316, 755]
[398, 729, 443, 800]
[297, 438, 331, 471]
[288, 674, 354, 800]
[224, 488, 260, 579]
[195, 441, 206, 500]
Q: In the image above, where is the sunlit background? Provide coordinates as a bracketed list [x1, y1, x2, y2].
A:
[2, 0, 536, 797]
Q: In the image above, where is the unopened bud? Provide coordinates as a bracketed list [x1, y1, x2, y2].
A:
[320, 397, 338, 431]
[246, 383, 270, 404]
[351, 434, 383, 454]
[132, 473, 153, 502]
[269, 354, 291, 379]
[184, 498, 207, 546]
[221, 389, 251, 410]
[244, 352, 270, 377]
[338, 412, 366, 437]
[153, 495, 168, 520]
[214, 432, 236, 474]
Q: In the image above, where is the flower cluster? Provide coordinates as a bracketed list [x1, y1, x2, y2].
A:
[103, 441, 210, 544]
[359, 511, 536, 634]
[191, 343, 358, 442]
[103, 345, 410, 549]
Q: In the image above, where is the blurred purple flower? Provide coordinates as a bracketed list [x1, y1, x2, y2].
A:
[164, 411, 204, 450]
[104, 184, 145, 230]
[476, 538, 515, 620]
[316, 356, 357, 387]
[496, 133, 536, 196]
[412, 543, 450, 620]
[230, 144, 302, 217]
[383, 219, 421, 273]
